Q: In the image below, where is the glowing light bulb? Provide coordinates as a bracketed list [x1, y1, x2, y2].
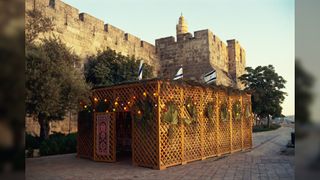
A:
[84, 105, 87, 108]
[104, 99, 107, 102]
[114, 102, 118, 106]
[143, 92, 147, 97]
[113, 108, 116, 112]
[137, 110, 141, 115]
[94, 97, 98, 102]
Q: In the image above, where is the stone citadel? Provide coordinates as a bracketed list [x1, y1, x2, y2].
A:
[25, 0, 246, 135]
[26, 0, 246, 89]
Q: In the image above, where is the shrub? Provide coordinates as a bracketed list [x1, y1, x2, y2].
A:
[39, 132, 77, 156]
[25, 133, 40, 149]
[253, 124, 281, 132]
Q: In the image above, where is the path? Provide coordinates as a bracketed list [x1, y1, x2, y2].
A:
[26, 126, 294, 180]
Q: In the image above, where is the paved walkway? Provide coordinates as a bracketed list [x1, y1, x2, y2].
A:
[26, 126, 294, 180]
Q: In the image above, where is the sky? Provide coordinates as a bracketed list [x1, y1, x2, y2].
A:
[63, 0, 295, 116]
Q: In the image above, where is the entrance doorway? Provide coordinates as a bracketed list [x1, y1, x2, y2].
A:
[115, 112, 132, 162]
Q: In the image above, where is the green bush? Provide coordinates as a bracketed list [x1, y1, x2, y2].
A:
[25, 133, 40, 149]
[26, 132, 77, 157]
[253, 124, 281, 132]
[38, 132, 77, 156]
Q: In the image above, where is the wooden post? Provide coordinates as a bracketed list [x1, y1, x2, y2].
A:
[156, 81, 161, 169]
[112, 112, 116, 162]
[241, 95, 244, 151]
[93, 112, 96, 161]
[229, 94, 233, 153]
[180, 86, 186, 164]
[200, 88, 205, 160]
[216, 91, 220, 156]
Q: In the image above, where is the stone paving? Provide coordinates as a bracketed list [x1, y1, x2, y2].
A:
[26, 126, 294, 180]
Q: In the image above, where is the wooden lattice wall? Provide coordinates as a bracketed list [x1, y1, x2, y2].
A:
[158, 81, 252, 169]
[77, 79, 253, 170]
[92, 81, 159, 168]
[77, 111, 93, 159]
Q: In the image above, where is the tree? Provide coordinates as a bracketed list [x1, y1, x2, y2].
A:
[25, 9, 54, 44]
[26, 38, 90, 140]
[239, 65, 287, 128]
[84, 48, 154, 87]
[295, 60, 314, 124]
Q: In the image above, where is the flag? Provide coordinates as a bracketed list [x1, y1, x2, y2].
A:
[138, 60, 144, 80]
[173, 66, 183, 80]
[203, 70, 216, 84]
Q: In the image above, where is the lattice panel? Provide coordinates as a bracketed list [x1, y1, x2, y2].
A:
[159, 83, 182, 167]
[131, 83, 158, 168]
[93, 112, 116, 162]
[217, 91, 231, 155]
[79, 80, 253, 170]
[242, 94, 253, 149]
[93, 82, 159, 168]
[202, 89, 218, 157]
[231, 93, 242, 152]
[77, 112, 93, 159]
[183, 86, 202, 162]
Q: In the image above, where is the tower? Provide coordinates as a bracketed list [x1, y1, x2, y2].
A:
[176, 13, 188, 35]
[227, 39, 246, 89]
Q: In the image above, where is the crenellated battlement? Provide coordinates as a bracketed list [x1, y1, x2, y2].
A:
[26, 0, 159, 73]
[26, 0, 245, 88]
[155, 27, 245, 88]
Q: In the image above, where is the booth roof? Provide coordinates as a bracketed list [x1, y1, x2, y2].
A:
[92, 78, 251, 94]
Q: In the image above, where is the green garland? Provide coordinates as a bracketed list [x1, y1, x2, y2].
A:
[163, 102, 178, 125]
[162, 101, 179, 139]
[132, 96, 154, 133]
[245, 104, 251, 118]
[184, 97, 197, 125]
[220, 101, 228, 122]
[232, 101, 242, 120]
[205, 102, 214, 122]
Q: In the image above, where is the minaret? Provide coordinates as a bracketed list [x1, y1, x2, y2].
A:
[176, 13, 188, 35]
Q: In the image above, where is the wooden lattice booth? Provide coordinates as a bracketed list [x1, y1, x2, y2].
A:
[77, 79, 253, 170]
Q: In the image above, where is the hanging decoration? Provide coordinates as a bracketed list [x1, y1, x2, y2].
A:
[232, 100, 242, 120]
[184, 97, 197, 125]
[132, 94, 154, 134]
[205, 102, 214, 121]
[162, 101, 179, 125]
[220, 100, 228, 122]
[245, 103, 251, 119]
[95, 99, 112, 112]
[162, 101, 179, 139]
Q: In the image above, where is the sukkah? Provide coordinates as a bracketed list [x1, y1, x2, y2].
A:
[77, 79, 253, 170]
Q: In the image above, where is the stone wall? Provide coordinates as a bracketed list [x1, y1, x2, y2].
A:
[227, 39, 246, 89]
[26, 114, 78, 136]
[25, 0, 160, 73]
[155, 29, 245, 87]
[156, 30, 212, 81]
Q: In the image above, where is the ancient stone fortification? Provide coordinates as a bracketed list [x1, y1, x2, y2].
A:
[25, 0, 160, 73]
[156, 15, 246, 88]
[25, 0, 246, 135]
